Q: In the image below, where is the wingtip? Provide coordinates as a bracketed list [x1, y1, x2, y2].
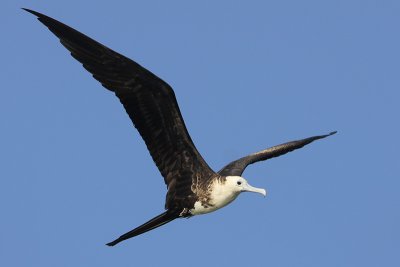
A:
[315, 131, 337, 141]
[22, 8, 48, 20]
[106, 240, 119, 247]
[22, 8, 38, 16]
[320, 131, 337, 139]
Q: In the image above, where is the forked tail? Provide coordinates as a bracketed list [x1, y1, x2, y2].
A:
[106, 211, 178, 246]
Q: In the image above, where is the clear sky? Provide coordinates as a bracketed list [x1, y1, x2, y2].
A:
[1, 0, 399, 266]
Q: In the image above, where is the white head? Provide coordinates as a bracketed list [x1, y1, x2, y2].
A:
[191, 175, 266, 215]
[225, 176, 267, 197]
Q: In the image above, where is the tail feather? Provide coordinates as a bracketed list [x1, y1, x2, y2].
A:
[106, 211, 178, 246]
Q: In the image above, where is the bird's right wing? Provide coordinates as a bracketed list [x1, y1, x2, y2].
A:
[24, 9, 216, 205]
[218, 131, 337, 176]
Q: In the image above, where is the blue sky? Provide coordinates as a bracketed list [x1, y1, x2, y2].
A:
[1, 0, 399, 266]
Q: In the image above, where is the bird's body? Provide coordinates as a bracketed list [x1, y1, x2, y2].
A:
[24, 8, 336, 246]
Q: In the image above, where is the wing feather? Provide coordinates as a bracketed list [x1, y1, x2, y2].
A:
[24, 9, 215, 209]
[218, 132, 337, 176]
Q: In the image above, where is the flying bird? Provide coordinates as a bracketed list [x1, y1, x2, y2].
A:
[23, 8, 336, 246]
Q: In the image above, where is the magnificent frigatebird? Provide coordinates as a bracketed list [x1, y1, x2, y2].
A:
[23, 8, 336, 246]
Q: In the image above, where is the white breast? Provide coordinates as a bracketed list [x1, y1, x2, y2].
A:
[190, 179, 240, 215]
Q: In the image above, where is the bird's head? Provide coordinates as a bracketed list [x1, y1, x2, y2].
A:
[225, 176, 266, 197]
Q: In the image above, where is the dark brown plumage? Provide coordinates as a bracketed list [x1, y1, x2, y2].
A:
[22, 8, 215, 213]
[218, 131, 337, 176]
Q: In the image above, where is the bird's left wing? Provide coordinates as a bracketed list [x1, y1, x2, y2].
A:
[218, 131, 337, 176]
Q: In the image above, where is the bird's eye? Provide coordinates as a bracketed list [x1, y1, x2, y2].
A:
[237, 181, 242, 185]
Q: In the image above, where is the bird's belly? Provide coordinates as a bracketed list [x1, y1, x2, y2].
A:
[190, 191, 239, 215]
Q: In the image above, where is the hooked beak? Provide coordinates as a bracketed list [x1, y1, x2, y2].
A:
[242, 183, 267, 197]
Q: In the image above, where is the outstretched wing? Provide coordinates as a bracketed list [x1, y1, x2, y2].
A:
[24, 9, 216, 205]
[218, 131, 336, 176]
